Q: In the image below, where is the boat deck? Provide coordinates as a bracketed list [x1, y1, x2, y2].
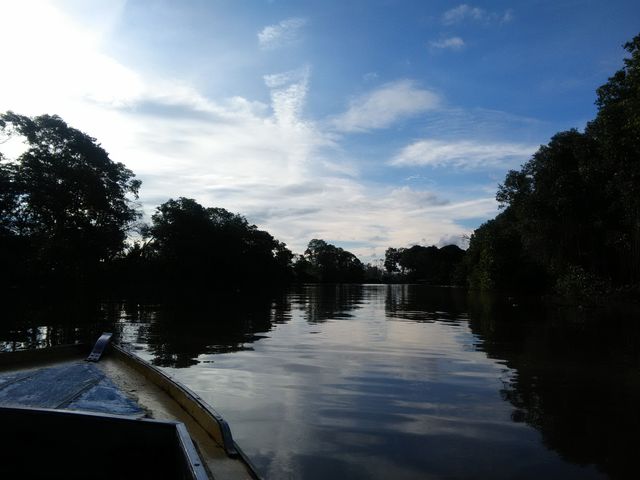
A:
[0, 360, 143, 415]
[0, 345, 255, 480]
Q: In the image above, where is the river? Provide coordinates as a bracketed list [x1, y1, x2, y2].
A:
[2, 284, 639, 479]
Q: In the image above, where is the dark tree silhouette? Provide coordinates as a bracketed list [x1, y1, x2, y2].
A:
[466, 33, 640, 295]
[137, 197, 293, 292]
[587, 34, 640, 283]
[0, 112, 140, 288]
[384, 247, 403, 274]
[300, 239, 365, 283]
[464, 210, 547, 291]
[383, 244, 465, 285]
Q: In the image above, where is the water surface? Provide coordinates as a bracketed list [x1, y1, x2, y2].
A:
[2, 285, 639, 479]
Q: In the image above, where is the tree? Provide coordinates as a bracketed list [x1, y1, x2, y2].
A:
[143, 197, 293, 290]
[465, 211, 546, 291]
[586, 34, 640, 282]
[303, 239, 365, 283]
[292, 254, 315, 282]
[383, 247, 403, 274]
[496, 130, 606, 277]
[466, 33, 640, 292]
[401, 245, 440, 282]
[383, 244, 466, 285]
[0, 112, 141, 286]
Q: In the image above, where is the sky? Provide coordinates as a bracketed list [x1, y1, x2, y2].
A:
[1, 0, 639, 263]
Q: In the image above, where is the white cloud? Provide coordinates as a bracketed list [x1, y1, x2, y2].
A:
[391, 139, 536, 169]
[443, 4, 484, 24]
[331, 80, 440, 133]
[264, 68, 306, 89]
[264, 66, 311, 126]
[442, 4, 513, 25]
[429, 37, 465, 50]
[0, 2, 508, 260]
[0, 4, 328, 218]
[363, 72, 379, 82]
[258, 17, 307, 50]
[501, 10, 514, 24]
[0, 1, 142, 111]
[239, 181, 497, 259]
[387, 186, 449, 206]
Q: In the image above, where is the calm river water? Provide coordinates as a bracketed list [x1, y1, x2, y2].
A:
[2, 284, 639, 479]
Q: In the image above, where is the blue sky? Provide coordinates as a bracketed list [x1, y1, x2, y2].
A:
[1, 1, 639, 262]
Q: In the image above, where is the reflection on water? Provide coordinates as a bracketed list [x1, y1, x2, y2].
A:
[114, 297, 286, 368]
[1, 285, 639, 479]
[466, 295, 640, 480]
[0, 300, 111, 352]
[292, 284, 366, 323]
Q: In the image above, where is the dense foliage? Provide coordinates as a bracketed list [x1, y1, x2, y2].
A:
[0, 112, 140, 288]
[125, 197, 294, 292]
[294, 239, 366, 283]
[384, 244, 466, 285]
[466, 34, 640, 295]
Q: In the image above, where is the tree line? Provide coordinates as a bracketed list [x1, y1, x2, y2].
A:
[2, 33, 638, 297]
[0, 112, 376, 293]
[0, 111, 464, 292]
[464, 34, 640, 298]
